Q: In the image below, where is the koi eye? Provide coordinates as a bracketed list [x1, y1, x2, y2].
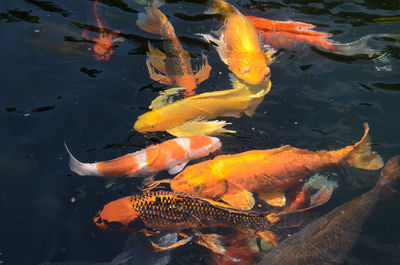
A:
[195, 185, 203, 192]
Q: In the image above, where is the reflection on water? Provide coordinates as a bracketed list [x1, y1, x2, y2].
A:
[0, 0, 399, 265]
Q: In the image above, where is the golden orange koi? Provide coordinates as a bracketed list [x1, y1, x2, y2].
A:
[198, 0, 271, 85]
[65, 135, 221, 178]
[246, 16, 337, 51]
[133, 76, 271, 137]
[137, 6, 211, 96]
[170, 123, 383, 210]
[82, 0, 124, 61]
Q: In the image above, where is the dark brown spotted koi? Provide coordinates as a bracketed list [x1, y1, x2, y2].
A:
[259, 156, 400, 265]
[136, 6, 211, 96]
[94, 191, 281, 245]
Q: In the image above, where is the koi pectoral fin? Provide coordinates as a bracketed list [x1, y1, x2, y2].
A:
[150, 236, 192, 252]
[257, 191, 286, 207]
[149, 87, 186, 110]
[221, 189, 255, 210]
[192, 231, 226, 255]
[147, 42, 167, 74]
[167, 120, 235, 137]
[256, 231, 279, 246]
[146, 58, 173, 85]
[168, 162, 189, 175]
[194, 54, 212, 85]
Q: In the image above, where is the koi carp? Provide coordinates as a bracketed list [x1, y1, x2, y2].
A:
[259, 156, 400, 265]
[136, 6, 211, 96]
[198, 0, 271, 85]
[247, 16, 395, 57]
[247, 16, 336, 51]
[82, 0, 124, 61]
[133, 76, 271, 137]
[65, 135, 221, 178]
[170, 123, 383, 210]
[94, 190, 282, 253]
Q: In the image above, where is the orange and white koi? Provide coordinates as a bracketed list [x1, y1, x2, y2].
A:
[136, 6, 211, 96]
[198, 0, 271, 85]
[247, 16, 336, 51]
[65, 135, 221, 178]
[170, 123, 383, 210]
[82, 0, 124, 61]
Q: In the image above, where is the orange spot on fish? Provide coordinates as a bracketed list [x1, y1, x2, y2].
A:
[97, 154, 139, 177]
[189, 135, 213, 150]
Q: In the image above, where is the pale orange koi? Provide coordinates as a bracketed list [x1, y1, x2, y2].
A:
[65, 135, 221, 178]
[247, 16, 337, 51]
[137, 6, 211, 96]
[171, 123, 383, 210]
[83, 0, 124, 61]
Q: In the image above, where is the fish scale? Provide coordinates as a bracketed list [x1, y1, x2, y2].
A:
[95, 191, 276, 232]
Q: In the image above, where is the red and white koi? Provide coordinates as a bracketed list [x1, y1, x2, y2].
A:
[65, 135, 221, 178]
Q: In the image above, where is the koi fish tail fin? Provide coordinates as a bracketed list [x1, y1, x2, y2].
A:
[152, 0, 165, 8]
[374, 156, 400, 194]
[343, 122, 383, 170]
[167, 119, 235, 137]
[330, 34, 399, 56]
[205, 0, 236, 16]
[136, 6, 168, 36]
[64, 142, 101, 176]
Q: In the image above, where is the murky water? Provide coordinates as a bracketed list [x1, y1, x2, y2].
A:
[1, 0, 399, 264]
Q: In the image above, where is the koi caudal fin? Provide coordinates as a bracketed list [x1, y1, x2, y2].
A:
[136, 6, 169, 36]
[64, 143, 101, 176]
[345, 123, 383, 170]
[374, 156, 400, 193]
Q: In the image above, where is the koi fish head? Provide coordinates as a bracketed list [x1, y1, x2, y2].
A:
[186, 135, 221, 159]
[93, 196, 142, 231]
[93, 35, 114, 61]
[230, 51, 270, 85]
[134, 111, 166, 132]
[171, 161, 228, 199]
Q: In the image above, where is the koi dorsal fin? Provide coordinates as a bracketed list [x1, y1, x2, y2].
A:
[149, 87, 186, 110]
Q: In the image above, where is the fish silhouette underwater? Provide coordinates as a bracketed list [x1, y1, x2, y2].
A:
[65, 135, 221, 178]
[82, 0, 124, 61]
[259, 156, 400, 265]
[137, 5, 211, 96]
[170, 123, 383, 210]
[37, 232, 177, 265]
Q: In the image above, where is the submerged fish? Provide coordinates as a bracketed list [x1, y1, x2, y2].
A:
[82, 0, 124, 61]
[137, 5, 211, 96]
[248, 16, 394, 57]
[38, 232, 177, 265]
[65, 135, 221, 178]
[133, 76, 271, 136]
[24, 23, 88, 59]
[199, 0, 271, 85]
[170, 123, 383, 210]
[247, 16, 336, 51]
[259, 156, 400, 265]
[94, 191, 283, 253]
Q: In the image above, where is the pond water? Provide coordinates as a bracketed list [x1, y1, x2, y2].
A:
[1, 0, 399, 264]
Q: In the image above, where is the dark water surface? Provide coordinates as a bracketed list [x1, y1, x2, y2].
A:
[1, 0, 399, 264]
